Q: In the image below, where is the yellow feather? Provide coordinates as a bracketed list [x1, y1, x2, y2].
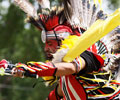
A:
[60, 35, 80, 49]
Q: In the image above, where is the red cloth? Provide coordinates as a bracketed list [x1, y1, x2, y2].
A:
[37, 62, 57, 77]
[60, 75, 87, 100]
[48, 86, 62, 100]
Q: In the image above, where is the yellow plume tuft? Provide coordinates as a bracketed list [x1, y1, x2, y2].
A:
[60, 35, 80, 50]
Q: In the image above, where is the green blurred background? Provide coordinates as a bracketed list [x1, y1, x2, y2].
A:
[0, 0, 119, 100]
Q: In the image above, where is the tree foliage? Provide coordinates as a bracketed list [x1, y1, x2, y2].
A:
[109, 0, 120, 10]
[0, 1, 50, 100]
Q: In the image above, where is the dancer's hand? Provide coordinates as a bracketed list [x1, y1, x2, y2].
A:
[12, 67, 24, 78]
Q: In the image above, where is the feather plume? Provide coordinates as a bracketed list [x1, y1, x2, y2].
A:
[37, 0, 50, 9]
[63, 0, 106, 29]
[14, 0, 38, 18]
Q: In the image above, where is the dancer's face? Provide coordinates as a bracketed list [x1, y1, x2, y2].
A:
[44, 40, 61, 59]
[43, 25, 73, 59]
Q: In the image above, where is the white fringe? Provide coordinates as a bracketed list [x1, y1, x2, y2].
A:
[52, 48, 69, 63]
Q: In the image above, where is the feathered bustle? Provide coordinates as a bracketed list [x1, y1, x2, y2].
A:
[98, 26, 120, 81]
[63, 0, 106, 29]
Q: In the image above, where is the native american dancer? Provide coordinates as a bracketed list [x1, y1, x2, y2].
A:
[0, 0, 120, 99]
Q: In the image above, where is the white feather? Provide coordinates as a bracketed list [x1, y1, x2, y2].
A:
[14, 0, 38, 18]
[37, 0, 50, 9]
[63, 0, 105, 30]
[52, 48, 69, 63]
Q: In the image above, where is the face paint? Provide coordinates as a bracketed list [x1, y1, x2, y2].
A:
[44, 40, 61, 59]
